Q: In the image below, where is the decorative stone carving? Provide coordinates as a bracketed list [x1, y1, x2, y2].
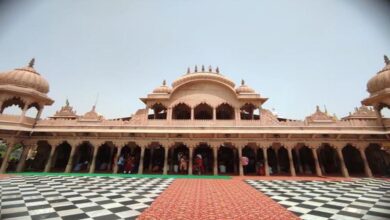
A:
[51, 99, 78, 120]
[305, 106, 336, 123]
[342, 105, 377, 120]
[78, 106, 103, 122]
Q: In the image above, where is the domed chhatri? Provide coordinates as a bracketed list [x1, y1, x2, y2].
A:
[236, 79, 255, 94]
[367, 55, 390, 94]
[0, 58, 50, 94]
[153, 80, 172, 94]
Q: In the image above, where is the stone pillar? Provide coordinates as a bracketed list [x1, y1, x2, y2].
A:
[213, 146, 218, 175]
[336, 147, 349, 178]
[262, 147, 269, 176]
[19, 103, 29, 122]
[65, 144, 77, 173]
[191, 108, 194, 120]
[311, 147, 322, 176]
[188, 146, 193, 175]
[287, 147, 296, 176]
[138, 146, 146, 174]
[359, 147, 373, 177]
[0, 139, 15, 173]
[145, 107, 149, 120]
[44, 145, 56, 172]
[275, 148, 281, 173]
[235, 108, 240, 120]
[89, 146, 99, 173]
[213, 108, 216, 120]
[294, 148, 303, 174]
[167, 107, 172, 121]
[16, 144, 32, 172]
[113, 145, 123, 174]
[163, 146, 169, 175]
[238, 145, 244, 176]
[35, 108, 43, 121]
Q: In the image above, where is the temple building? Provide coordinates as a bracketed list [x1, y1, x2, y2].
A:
[0, 58, 389, 177]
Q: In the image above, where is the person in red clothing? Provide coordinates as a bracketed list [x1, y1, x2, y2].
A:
[124, 155, 133, 174]
[195, 154, 204, 175]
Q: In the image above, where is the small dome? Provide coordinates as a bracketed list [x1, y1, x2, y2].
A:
[0, 59, 50, 94]
[367, 55, 390, 95]
[153, 80, 172, 94]
[236, 79, 255, 94]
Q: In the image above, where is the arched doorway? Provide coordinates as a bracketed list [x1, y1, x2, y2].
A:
[148, 103, 167, 119]
[218, 145, 238, 175]
[0, 97, 24, 115]
[216, 103, 235, 120]
[342, 145, 365, 176]
[53, 142, 71, 172]
[193, 143, 214, 175]
[168, 144, 189, 174]
[95, 143, 113, 173]
[72, 142, 93, 172]
[318, 144, 341, 176]
[194, 103, 213, 120]
[242, 146, 256, 175]
[172, 103, 191, 119]
[267, 148, 278, 175]
[143, 144, 165, 174]
[277, 147, 290, 175]
[297, 146, 315, 175]
[366, 144, 390, 176]
[28, 141, 51, 172]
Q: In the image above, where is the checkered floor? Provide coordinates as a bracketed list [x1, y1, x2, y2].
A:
[0, 175, 173, 220]
[246, 178, 390, 220]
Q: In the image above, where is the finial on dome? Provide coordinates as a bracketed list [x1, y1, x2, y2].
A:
[241, 79, 245, 86]
[385, 55, 390, 65]
[163, 80, 166, 86]
[208, 65, 212, 72]
[195, 65, 198, 72]
[66, 99, 70, 107]
[316, 105, 320, 112]
[187, 67, 190, 74]
[216, 67, 219, 74]
[201, 65, 205, 72]
[28, 58, 35, 68]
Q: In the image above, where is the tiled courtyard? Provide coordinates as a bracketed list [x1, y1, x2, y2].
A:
[0, 175, 389, 220]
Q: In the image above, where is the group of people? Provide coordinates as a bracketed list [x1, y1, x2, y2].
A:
[118, 154, 136, 174]
[175, 153, 205, 175]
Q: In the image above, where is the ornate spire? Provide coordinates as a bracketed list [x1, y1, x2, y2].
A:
[208, 65, 212, 72]
[201, 65, 205, 72]
[28, 58, 35, 68]
[241, 79, 245, 86]
[187, 67, 190, 74]
[194, 65, 198, 72]
[163, 80, 166, 86]
[216, 67, 219, 74]
[385, 55, 389, 65]
[316, 105, 320, 112]
[66, 99, 70, 107]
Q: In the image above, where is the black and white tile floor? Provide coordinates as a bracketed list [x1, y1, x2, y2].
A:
[246, 178, 390, 220]
[0, 175, 173, 220]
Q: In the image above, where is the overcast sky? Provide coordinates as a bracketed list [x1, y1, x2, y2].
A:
[0, 0, 390, 119]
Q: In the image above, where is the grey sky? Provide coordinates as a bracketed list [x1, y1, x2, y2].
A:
[0, 0, 389, 119]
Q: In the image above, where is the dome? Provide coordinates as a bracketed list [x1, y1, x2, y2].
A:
[172, 66, 235, 89]
[367, 55, 390, 95]
[153, 80, 172, 94]
[0, 59, 49, 94]
[236, 79, 255, 94]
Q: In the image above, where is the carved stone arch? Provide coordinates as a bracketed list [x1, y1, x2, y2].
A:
[216, 102, 235, 120]
[1, 96, 26, 113]
[194, 102, 213, 120]
[172, 102, 191, 120]
[148, 102, 168, 119]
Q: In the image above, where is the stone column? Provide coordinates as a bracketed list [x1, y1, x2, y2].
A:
[163, 146, 169, 175]
[238, 145, 244, 176]
[19, 103, 29, 123]
[336, 147, 349, 178]
[235, 108, 240, 120]
[191, 108, 194, 120]
[262, 147, 269, 176]
[44, 145, 56, 172]
[294, 148, 303, 174]
[65, 144, 77, 173]
[359, 147, 373, 177]
[145, 107, 149, 120]
[188, 146, 193, 175]
[275, 148, 281, 173]
[148, 148, 154, 171]
[167, 107, 172, 121]
[287, 147, 296, 176]
[138, 145, 146, 174]
[35, 108, 43, 121]
[0, 139, 15, 173]
[213, 146, 218, 175]
[311, 147, 322, 176]
[213, 108, 216, 120]
[89, 146, 99, 173]
[16, 144, 32, 172]
[113, 145, 123, 174]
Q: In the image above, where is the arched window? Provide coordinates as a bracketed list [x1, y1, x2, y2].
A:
[25, 102, 40, 118]
[148, 103, 167, 119]
[216, 103, 235, 120]
[194, 103, 213, 120]
[1, 97, 25, 115]
[172, 103, 191, 120]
